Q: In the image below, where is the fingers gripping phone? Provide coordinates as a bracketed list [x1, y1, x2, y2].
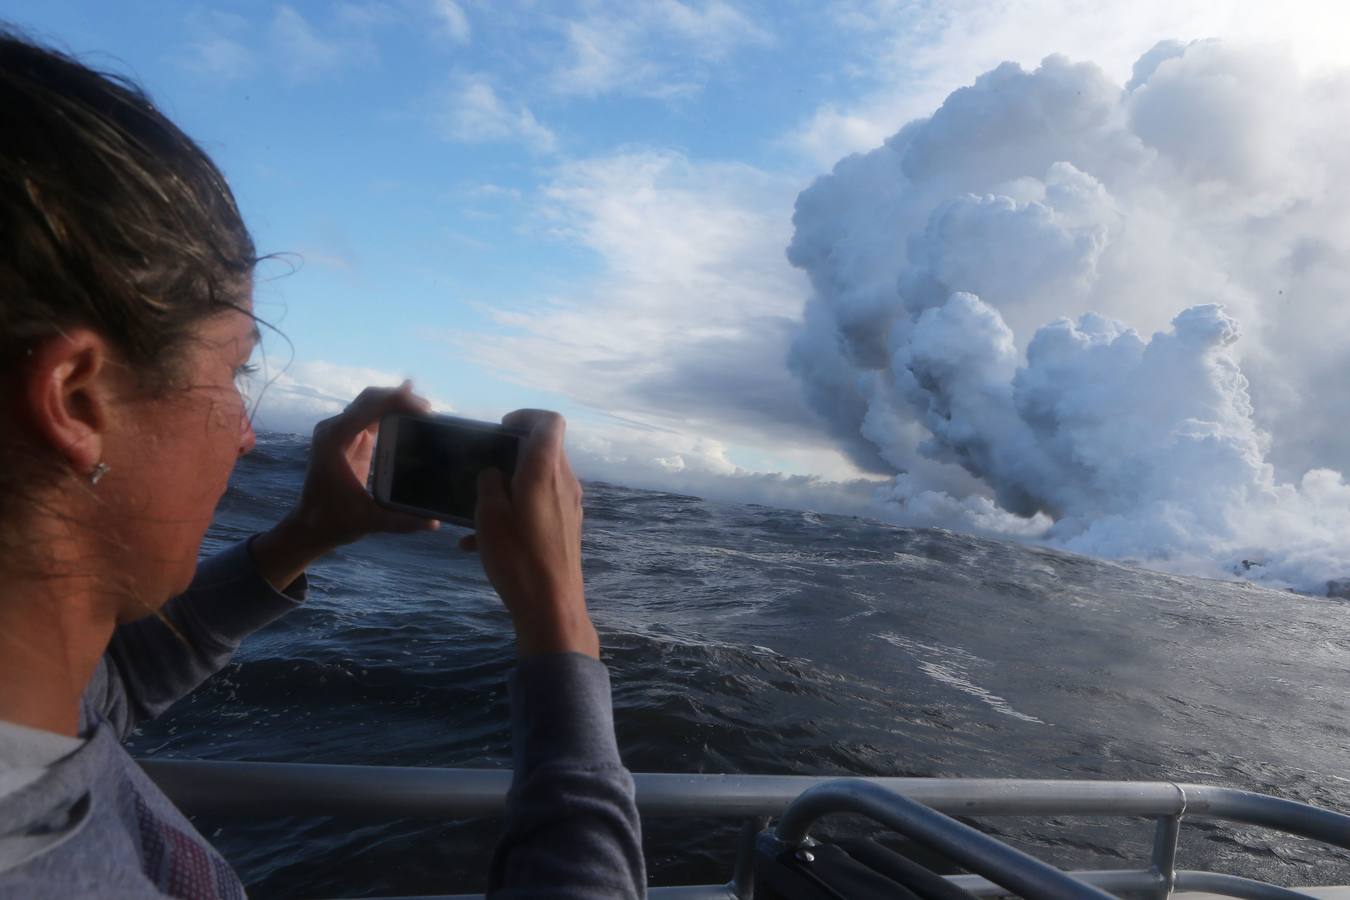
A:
[373, 413, 527, 526]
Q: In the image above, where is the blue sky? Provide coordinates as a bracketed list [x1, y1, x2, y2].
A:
[4, 0, 1347, 499]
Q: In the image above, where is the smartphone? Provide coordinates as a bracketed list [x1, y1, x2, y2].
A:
[373, 413, 527, 526]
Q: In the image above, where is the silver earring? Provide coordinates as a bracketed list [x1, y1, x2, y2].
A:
[89, 462, 110, 485]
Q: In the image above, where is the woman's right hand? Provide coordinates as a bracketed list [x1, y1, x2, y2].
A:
[462, 410, 599, 659]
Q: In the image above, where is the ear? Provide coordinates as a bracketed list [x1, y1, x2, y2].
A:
[20, 330, 117, 476]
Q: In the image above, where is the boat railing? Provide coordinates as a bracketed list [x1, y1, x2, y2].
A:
[137, 759, 1350, 899]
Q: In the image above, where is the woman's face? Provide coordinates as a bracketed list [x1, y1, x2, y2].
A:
[107, 303, 259, 618]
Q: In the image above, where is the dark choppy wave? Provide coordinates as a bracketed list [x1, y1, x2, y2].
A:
[128, 434, 1350, 897]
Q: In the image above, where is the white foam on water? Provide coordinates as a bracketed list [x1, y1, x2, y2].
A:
[878, 632, 1047, 725]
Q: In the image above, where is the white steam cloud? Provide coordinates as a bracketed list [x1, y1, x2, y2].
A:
[788, 40, 1350, 595]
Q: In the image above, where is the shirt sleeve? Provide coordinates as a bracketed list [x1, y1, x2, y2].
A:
[92, 536, 307, 738]
[488, 653, 646, 899]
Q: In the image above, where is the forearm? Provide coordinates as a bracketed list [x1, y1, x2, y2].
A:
[250, 509, 336, 592]
[489, 654, 645, 898]
[103, 537, 306, 729]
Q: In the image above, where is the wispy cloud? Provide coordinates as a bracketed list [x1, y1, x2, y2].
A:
[179, 10, 256, 81]
[434, 75, 557, 152]
[184, 35, 255, 81]
[269, 4, 372, 82]
[455, 149, 852, 472]
[335, 2, 405, 30]
[429, 0, 471, 43]
[551, 0, 772, 99]
[180, 3, 403, 84]
[464, 182, 524, 201]
[657, 0, 773, 61]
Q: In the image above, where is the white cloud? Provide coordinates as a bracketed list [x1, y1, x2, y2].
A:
[336, 2, 404, 30]
[462, 150, 819, 438]
[180, 11, 256, 82]
[791, 103, 902, 171]
[269, 5, 369, 82]
[551, 0, 771, 98]
[183, 1, 763, 99]
[429, 0, 471, 43]
[464, 182, 523, 201]
[250, 360, 453, 435]
[656, 0, 770, 55]
[184, 38, 255, 82]
[447, 148, 878, 497]
[434, 76, 557, 152]
[181, 4, 394, 84]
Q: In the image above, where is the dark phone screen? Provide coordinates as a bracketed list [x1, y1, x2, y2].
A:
[389, 417, 520, 521]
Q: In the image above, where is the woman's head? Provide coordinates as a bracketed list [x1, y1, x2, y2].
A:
[0, 30, 256, 378]
[1, 30, 262, 608]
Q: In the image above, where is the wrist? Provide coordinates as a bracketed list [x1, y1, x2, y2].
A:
[512, 606, 599, 660]
[283, 503, 345, 553]
[252, 510, 335, 591]
[283, 508, 340, 556]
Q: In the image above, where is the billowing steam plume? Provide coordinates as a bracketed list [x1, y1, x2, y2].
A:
[788, 40, 1350, 594]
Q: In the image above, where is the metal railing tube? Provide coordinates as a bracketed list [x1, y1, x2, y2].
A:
[1171, 870, 1322, 899]
[638, 774, 1187, 818]
[406, 887, 736, 900]
[1178, 786, 1350, 852]
[138, 761, 1195, 820]
[944, 868, 1164, 897]
[140, 759, 514, 819]
[772, 779, 1117, 900]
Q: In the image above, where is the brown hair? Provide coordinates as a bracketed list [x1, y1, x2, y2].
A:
[0, 29, 258, 382]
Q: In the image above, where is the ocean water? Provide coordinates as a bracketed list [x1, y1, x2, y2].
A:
[128, 433, 1350, 897]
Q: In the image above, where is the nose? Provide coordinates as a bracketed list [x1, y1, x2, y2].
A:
[239, 413, 257, 456]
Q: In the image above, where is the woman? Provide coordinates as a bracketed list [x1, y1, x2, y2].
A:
[0, 31, 643, 898]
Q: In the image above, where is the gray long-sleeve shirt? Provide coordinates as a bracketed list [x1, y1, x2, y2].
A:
[493, 654, 646, 898]
[0, 538, 645, 898]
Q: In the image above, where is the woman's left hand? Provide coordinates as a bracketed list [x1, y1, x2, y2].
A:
[251, 381, 439, 590]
